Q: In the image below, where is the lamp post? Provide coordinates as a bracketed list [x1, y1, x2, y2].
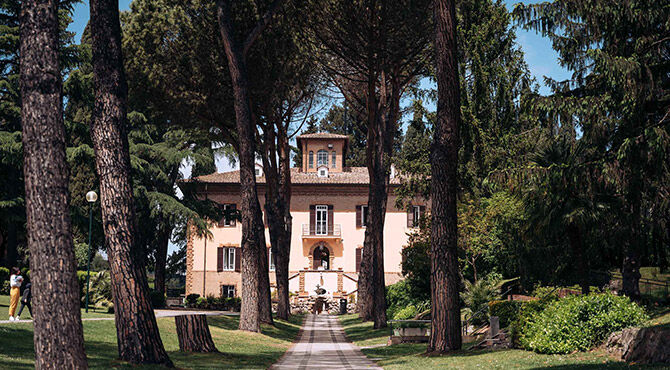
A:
[85, 190, 97, 313]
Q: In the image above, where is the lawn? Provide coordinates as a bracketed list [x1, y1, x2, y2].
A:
[339, 315, 668, 369]
[0, 295, 114, 320]
[0, 308, 304, 369]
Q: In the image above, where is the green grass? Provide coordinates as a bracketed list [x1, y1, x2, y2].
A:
[0, 295, 114, 320]
[0, 312, 304, 369]
[339, 314, 668, 369]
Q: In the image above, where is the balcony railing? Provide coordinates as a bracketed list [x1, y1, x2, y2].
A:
[302, 224, 341, 238]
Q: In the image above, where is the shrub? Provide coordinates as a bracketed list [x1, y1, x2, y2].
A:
[488, 300, 522, 328]
[150, 291, 167, 308]
[461, 277, 500, 325]
[1, 281, 9, 295]
[521, 293, 648, 354]
[195, 297, 207, 308]
[393, 305, 418, 320]
[0, 267, 9, 283]
[186, 293, 200, 305]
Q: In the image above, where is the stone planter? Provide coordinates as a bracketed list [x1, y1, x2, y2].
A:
[393, 327, 430, 337]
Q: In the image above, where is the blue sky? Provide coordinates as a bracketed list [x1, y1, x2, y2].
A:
[69, 0, 569, 96]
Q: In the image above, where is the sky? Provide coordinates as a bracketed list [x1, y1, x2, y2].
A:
[68, 0, 571, 253]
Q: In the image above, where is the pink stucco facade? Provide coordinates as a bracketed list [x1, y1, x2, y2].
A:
[183, 133, 428, 299]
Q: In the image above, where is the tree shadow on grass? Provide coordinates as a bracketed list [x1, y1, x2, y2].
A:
[206, 313, 304, 343]
[339, 315, 392, 343]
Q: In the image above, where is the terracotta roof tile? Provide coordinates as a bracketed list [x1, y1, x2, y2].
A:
[296, 132, 349, 140]
[189, 167, 402, 185]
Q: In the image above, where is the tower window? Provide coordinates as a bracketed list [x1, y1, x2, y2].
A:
[317, 150, 329, 167]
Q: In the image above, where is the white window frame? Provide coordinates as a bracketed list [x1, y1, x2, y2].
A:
[315, 205, 328, 235]
[221, 285, 235, 298]
[361, 205, 368, 227]
[223, 247, 235, 271]
[255, 167, 262, 177]
[222, 204, 234, 227]
[413, 205, 421, 227]
[318, 167, 328, 178]
[269, 249, 275, 271]
[317, 150, 329, 167]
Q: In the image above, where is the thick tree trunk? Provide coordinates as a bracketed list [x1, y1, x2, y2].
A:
[567, 223, 589, 295]
[429, 0, 462, 353]
[264, 125, 292, 320]
[19, 2, 88, 367]
[154, 224, 170, 294]
[90, 0, 172, 365]
[216, 0, 272, 332]
[175, 315, 218, 353]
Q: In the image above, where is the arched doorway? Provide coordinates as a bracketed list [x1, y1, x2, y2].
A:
[313, 244, 330, 270]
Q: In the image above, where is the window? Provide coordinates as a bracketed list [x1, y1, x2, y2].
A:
[331, 151, 336, 168]
[222, 204, 236, 227]
[222, 247, 235, 271]
[413, 205, 422, 227]
[317, 150, 329, 167]
[255, 167, 262, 177]
[268, 248, 275, 271]
[221, 285, 235, 298]
[361, 205, 368, 227]
[315, 205, 328, 235]
[308, 151, 314, 168]
[318, 167, 328, 177]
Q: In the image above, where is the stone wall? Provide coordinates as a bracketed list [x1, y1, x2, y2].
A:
[289, 296, 357, 315]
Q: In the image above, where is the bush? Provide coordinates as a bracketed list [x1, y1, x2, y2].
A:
[1, 281, 9, 295]
[150, 291, 167, 308]
[488, 300, 522, 328]
[520, 293, 648, 354]
[393, 305, 418, 320]
[0, 267, 9, 283]
[186, 293, 200, 305]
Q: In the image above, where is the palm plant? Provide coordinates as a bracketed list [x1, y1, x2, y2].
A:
[523, 136, 614, 294]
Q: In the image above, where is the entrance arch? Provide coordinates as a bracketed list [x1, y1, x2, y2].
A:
[309, 242, 333, 270]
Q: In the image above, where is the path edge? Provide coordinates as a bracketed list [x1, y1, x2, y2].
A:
[268, 313, 308, 370]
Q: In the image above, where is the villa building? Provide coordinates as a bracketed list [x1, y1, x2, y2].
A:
[182, 133, 427, 300]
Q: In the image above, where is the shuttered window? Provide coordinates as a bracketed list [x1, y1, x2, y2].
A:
[407, 205, 425, 228]
[356, 248, 362, 272]
[219, 204, 237, 227]
[217, 247, 236, 271]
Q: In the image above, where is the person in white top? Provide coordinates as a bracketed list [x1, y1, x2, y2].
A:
[8, 267, 23, 321]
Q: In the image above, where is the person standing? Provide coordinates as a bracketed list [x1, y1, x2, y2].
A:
[8, 267, 23, 321]
[15, 282, 32, 320]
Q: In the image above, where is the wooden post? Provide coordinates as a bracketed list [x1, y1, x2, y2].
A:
[175, 315, 218, 353]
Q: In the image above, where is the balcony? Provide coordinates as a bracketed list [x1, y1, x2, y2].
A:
[302, 224, 341, 238]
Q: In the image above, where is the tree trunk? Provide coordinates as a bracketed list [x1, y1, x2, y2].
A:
[216, 0, 272, 332]
[175, 315, 218, 353]
[154, 224, 171, 294]
[19, 2, 88, 367]
[263, 124, 292, 321]
[429, 0, 462, 353]
[622, 163, 642, 300]
[567, 223, 589, 295]
[90, 0, 172, 365]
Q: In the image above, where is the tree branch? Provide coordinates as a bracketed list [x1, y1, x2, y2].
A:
[243, 0, 286, 57]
